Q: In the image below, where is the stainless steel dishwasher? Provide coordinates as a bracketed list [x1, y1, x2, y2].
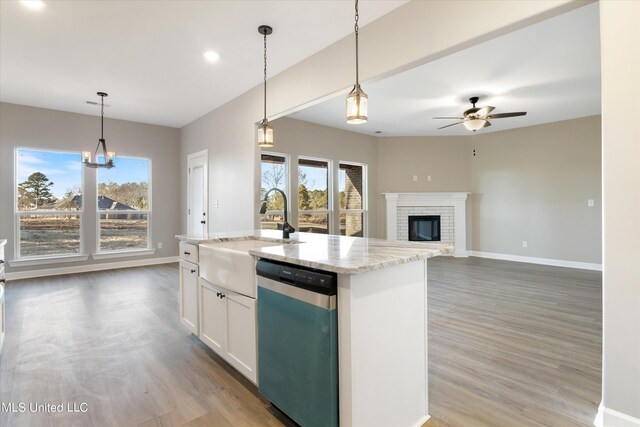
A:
[256, 259, 338, 427]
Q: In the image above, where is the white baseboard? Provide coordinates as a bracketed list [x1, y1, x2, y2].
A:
[469, 251, 602, 271]
[410, 414, 430, 427]
[6, 256, 179, 281]
[595, 403, 640, 427]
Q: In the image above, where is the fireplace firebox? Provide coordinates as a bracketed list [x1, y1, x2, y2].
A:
[408, 215, 441, 242]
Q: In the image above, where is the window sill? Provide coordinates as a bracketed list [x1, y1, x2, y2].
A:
[92, 249, 156, 260]
[9, 254, 90, 267]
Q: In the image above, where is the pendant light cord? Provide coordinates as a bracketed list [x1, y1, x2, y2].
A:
[100, 93, 105, 140]
[263, 31, 268, 120]
[354, 0, 359, 85]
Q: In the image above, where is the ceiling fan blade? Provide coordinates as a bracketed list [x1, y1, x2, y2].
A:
[433, 116, 464, 120]
[483, 121, 492, 128]
[487, 112, 527, 119]
[475, 106, 495, 117]
[437, 122, 464, 130]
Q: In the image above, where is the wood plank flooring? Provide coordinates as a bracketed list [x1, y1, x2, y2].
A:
[426, 257, 601, 427]
[0, 258, 601, 426]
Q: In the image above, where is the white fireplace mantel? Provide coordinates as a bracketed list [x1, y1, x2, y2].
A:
[384, 192, 469, 257]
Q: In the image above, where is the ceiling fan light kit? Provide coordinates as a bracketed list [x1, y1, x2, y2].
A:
[435, 96, 526, 132]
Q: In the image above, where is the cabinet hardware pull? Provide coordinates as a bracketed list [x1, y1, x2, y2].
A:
[184, 251, 191, 255]
[216, 292, 221, 297]
[0, 278, 5, 283]
[220, 294, 226, 299]
[190, 269, 196, 274]
[200, 220, 206, 224]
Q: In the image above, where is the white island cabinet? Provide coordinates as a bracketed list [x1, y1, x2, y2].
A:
[199, 278, 257, 383]
[176, 230, 452, 427]
[179, 242, 199, 334]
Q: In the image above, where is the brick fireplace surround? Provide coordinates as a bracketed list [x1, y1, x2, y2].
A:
[384, 192, 469, 257]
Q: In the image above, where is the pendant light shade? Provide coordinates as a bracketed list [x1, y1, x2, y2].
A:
[257, 118, 274, 148]
[346, 0, 367, 124]
[258, 25, 274, 148]
[83, 92, 115, 169]
[346, 84, 368, 124]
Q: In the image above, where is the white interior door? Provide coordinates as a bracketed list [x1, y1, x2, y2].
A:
[188, 150, 208, 236]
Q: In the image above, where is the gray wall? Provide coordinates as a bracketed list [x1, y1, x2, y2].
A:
[375, 136, 472, 239]
[371, 116, 601, 264]
[0, 102, 181, 273]
[267, 117, 379, 237]
[472, 115, 601, 263]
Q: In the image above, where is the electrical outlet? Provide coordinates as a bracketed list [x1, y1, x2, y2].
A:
[157, 242, 163, 249]
[412, 175, 418, 182]
[522, 241, 528, 248]
[427, 175, 432, 182]
[588, 199, 594, 207]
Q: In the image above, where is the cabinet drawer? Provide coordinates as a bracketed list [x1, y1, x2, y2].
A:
[179, 242, 198, 263]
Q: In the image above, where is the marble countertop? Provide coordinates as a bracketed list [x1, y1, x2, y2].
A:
[176, 230, 453, 275]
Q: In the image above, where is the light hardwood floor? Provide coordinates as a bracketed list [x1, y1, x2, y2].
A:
[0, 258, 601, 426]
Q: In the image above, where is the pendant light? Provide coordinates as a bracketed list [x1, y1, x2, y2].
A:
[257, 25, 274, 148]
[83, 92, 115, 169]
[346, 0, 367, 124]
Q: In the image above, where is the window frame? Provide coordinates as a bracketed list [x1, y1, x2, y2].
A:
[339, 160, 368, 237]
[14, 147, 85, 260]
[260, 151, 291, 229]
[95, 155, 152, 254]
[297, 155, 334, 235]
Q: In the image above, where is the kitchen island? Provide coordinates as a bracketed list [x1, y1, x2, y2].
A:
[176, 230, 452, 427]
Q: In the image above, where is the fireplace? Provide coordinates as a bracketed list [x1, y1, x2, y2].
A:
[409, 215, 441, 242]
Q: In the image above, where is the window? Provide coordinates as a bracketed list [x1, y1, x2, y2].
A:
[16, 149, 83, 258]
[260, 153, 288, 230]
[339, 162, 367, 237]
[97, 156, 150, 252]
[298, 157, 331, 234]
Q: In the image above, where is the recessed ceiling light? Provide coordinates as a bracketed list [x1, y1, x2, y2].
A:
[20, 0, 46, 10]
[203, 51, 220, 63]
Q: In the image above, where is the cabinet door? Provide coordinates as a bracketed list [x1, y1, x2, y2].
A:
[179, 260, 199, 334]
[226, 292, 257, 384]
[199, 279, 226, 356]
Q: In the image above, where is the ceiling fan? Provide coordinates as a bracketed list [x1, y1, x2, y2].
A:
[434, 96, 527, 132]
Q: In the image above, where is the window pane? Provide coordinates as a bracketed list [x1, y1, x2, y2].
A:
[19, 214, 80, 257]
[261, 154, 287, 229]
[97, 157, 149, 211]
[340, 213, 364, 237]
[99, 213, 148, 251]
[17, 149, 82, 211]
[298, 213, 329, 234]
[339, 163, 363, 211]
[299, 158, 328, 211]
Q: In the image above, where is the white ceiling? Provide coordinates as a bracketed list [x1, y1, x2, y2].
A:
[289, 3, 601, 137]
[0, 0, 407, 128]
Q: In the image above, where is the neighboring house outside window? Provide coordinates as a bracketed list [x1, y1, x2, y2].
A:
[97, 156, 151, 252]
[15, 148, 84, 258]
[339, 162, 367, 237]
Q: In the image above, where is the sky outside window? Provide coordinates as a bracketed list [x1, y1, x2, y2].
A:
[17, 149, 82, 199]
